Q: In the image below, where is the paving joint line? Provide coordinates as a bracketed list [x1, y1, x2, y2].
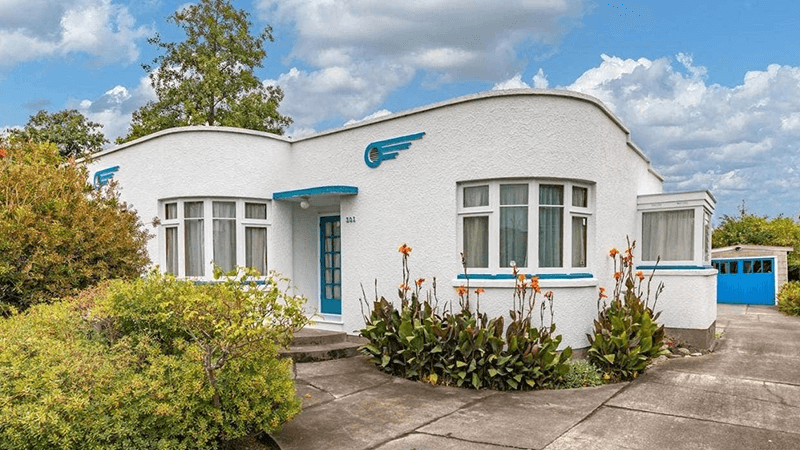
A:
[362, 390, 502, 450]
[603, 403, 800, 436]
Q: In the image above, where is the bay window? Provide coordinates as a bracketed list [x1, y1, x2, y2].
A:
[160, 198, 270, 278]
[458, 180, 593, 273]
[637, 191, 716, 267]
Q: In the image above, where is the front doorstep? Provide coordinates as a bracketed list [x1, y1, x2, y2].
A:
[665, 320, 716, 350]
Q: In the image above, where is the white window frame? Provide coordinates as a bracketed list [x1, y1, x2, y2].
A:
[158, 197, 271, 279]
[457, 179, 594, 274]
[637, 191, 716, 267]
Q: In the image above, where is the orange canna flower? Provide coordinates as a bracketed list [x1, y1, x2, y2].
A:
[518, 274, 525, 282]
[613, 271, 622, 281]
[609, 248, 619, 258]
[415, 278, 425, 287]
[625, 247, 634, 259]
[398, 243, 412, 256]
[398, 283, 410, 291]
[635, 271, 645, 281]
[475, 287, 485, 295]
[544, 290, 554, 299]
[599, 287, 608, 299]
[530, 276, 541, 294]
[455, 286, 468, 296]
[0, 148, 6, 158]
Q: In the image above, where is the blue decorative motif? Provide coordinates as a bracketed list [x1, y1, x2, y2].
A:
[93, 166, 119, 188]
[363, 132, 425, 169]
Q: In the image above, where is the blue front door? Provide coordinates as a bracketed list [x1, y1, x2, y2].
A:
[320, 216, 342, 314]
[713, 258, 775, 305]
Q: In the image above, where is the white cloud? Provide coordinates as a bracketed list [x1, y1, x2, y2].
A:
[0, 0, 151, 68]
[259, 0, 587, 129]
[70, 75, 157, 144]
[563, 54, 800, 217]
[344, 109, 392, 126]
[492, 68, 549, 90]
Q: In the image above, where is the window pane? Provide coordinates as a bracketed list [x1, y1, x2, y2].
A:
[539, 206, 563, 267]
[730, 261, 738, 273]
[753, 260, 762, 273]
[642, 210, 694, 261]
[539, 185, 563, 205]
[184, 201, 203, 218]
[165, 226, 178, 275]
[213, 217, 236, 272]
[185, 218, 204, 276]
[764, 260, 773, 273]
[572, 216, 587, 267]
[165, 203, 177, 220]
[500, 206, 528, 267]
[212, 201, 236, 218]
[464, 185, 489, 207]
[463, 216, 489, 268]
[572, 187, 588, 208]
[500, 184, 528, 205]
[744, 261, 752, 273]
[703, 212, 711, 263]
[245, 203, 267, 220]
[245, 227, 267, 275]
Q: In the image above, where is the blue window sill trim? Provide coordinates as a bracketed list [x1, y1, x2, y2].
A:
[457, 273, 593, 280]
[636, 265, 712, 270]
[193, 280, 268, 285]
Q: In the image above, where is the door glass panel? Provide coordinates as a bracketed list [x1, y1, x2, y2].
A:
[333, 285, 341, 298]
[753, 261, 762, 273]
[730, 261, 738, 273]
[720, 263, 728, 274]
[326, 285, 332, 298]
[763, 260, 772, 273]
[743, 261, 752, 273]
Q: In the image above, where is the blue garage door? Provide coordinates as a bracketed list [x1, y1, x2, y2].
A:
[712, 258, 775, 305]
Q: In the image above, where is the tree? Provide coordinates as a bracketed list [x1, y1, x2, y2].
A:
[713, 205, 800, 280]
[118, 0, 291, 143]
[9, 109, 108, 159]
[0, 138, 150, 312]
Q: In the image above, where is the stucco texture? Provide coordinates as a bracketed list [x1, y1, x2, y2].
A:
[85, 89, 714, 350]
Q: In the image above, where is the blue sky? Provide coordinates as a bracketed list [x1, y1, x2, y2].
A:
[2, 0, 800, 220]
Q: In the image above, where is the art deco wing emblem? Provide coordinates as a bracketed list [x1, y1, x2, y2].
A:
[363, 132, 425, 169]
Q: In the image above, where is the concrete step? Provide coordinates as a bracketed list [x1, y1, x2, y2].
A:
[281, 340, 364, 363]
[291, 328, 348, 346]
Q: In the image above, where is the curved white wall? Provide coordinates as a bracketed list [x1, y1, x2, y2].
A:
[84, 90, 709, 350]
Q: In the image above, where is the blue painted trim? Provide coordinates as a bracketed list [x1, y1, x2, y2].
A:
[273, 185, 358, 200]
[636, 265, 710, 270]
[364, 132, 425, 168]
[193, 280, 268, 285]
[93, 166, 119, 188]
[457, 273, 593, 280]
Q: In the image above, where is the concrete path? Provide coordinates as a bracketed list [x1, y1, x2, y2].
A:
[274, 305, 800, 450]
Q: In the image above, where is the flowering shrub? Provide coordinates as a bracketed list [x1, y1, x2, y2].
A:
[777, 281, 800, 316]
[359, 244, 572, 390]
[0, 269, 307, 450]
[0, 138, 150, 313]
[587, 242, 668, 381]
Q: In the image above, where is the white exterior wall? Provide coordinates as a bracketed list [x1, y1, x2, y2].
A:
[86, 89, 711, 350]
[648, 270, 718, 330]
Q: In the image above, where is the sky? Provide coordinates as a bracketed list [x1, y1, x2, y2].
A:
[1, 0, 800, 221]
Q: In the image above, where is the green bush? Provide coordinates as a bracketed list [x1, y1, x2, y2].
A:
[0, 269, 308, 449]
[359, 244, 572, 390]
[777, 281, 800, 316]
[587, 243, 668, 381]
[0, 139, 150, 312]
[559, 359, 604, 389]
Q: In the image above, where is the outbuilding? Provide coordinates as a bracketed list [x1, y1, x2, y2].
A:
[712, 245, 792, 305]
[86, 89, 718, 349]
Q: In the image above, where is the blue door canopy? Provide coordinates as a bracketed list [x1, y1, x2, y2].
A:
[273, 185, 358, 201]
[713, 258, 775, 305]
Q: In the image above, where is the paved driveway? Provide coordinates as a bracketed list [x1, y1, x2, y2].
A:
[274, 305, 800, 449]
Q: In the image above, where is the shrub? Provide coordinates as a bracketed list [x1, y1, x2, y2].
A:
[0, 269, 308, 449]
[559, 359, 603, 389]
[359, 244, 572, 390]
[777, 281, 800, 316]
[0, 139, 150, 312]
[587, 242, 668, 381]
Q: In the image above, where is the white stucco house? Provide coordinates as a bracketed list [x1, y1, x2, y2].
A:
[86, 89, 717, 349]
